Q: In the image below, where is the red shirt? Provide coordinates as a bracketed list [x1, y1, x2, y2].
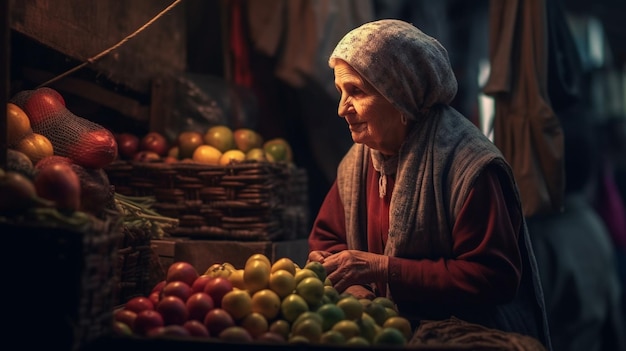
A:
[309, 161, 523, 306]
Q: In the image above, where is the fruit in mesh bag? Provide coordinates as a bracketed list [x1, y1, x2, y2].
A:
[12, 87, 118, 169]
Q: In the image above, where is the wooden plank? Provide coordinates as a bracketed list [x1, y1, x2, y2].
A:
[9, 0, 186, 94]
[22, 67, 150, 123]
[1, 1, 9, 168]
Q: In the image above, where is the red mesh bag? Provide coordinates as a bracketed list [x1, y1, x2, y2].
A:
[11, 87, 118, 169]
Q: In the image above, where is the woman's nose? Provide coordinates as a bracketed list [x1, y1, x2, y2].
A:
[337, 95, 351, 117]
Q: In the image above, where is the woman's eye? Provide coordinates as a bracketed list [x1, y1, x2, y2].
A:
[350, 87, 363, 96]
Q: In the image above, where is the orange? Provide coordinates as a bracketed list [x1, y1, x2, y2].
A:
[192, 145, 222, 165]
[15, 132, 53, 165]
[280, 293, 309, 322]
[373, 326, 407, 346]
[218, 149, 246, 166]
[296, 276, 325, 306]
[336, 295, 363, 321]
[7, 103, 33, 147]
[251, 289, 281, 320]
[239, 312, 268, 339]
[294, 268, 318, 285]
[269, 269, 296, 298]
[246, 253, 272, 267]
[291, 317, 322, 343]
[221, 288, 252, 320]
[228, 269, 246, 290]
[382, 316, 412, 340]
[331, 320, 361, 340]
[244, 258, 271, 294]
[271, 257, 297, 276]
[268, 319, 291, 339]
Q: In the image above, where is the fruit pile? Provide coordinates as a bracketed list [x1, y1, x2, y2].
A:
[114, 254, 412, 346]
[3, 88, 119, 217]
[116, 125, 293, 166]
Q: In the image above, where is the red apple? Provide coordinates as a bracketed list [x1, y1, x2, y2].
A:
[134, 309, 164, 335]
[186, 292, 214, 321]
[34, 155, 73, 170]
[68, 128, 118, 169]
[34, 162, 81, 211]
[177, 131, 205, 159]
[183, 320, 210, 337]
[157, 295, 189, 326]
[140, 131, 169, 156]
[166, 261, 199, 286]
[203, 308, 235, 336]
[115, 132, 140, 160]
[190, 274, 213, 293]
[203, 277, 233, 308]
[162, 281, 192, 302]
[124, 296, 154, 313]
[22, 87, 66, 125]
[133, 150, 161, 162]
[114, 309, 137, 329]
[152, 280, 166, 293]
[148, 291, 161, 306]
[147, 325, 190, 338]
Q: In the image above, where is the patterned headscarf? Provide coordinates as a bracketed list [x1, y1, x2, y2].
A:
[329, 19, 458, 120]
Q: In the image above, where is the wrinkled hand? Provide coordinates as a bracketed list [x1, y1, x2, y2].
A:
[344, 285, 376, 300]
[317, 250, 389, 293]
[308, 250, 333, 264]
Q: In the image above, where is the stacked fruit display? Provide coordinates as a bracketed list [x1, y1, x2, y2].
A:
[115, 125, 293, 166]
[114, 254, 412, 346]
[3, 87, 119, 217]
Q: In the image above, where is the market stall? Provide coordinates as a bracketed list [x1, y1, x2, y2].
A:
[6, 1, 605, 351]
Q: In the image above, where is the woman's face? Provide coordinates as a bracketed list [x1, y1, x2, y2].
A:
[334, 60, 408, 155]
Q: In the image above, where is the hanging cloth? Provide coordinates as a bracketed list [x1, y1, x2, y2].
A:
[229, 0, 253, 88]
[483, 0, 564, 217]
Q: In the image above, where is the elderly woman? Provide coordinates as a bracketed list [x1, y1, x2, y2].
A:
[307, 19, 551, 347]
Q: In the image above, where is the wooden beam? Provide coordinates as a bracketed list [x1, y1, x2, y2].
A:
[22, 67, 150, 123]
[1, 1, 9, 169]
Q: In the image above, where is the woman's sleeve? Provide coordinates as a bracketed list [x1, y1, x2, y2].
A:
[388, 166, 523, 304]
[308, 181, 349, 253]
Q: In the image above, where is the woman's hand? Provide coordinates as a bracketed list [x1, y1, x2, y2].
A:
[308, 250, 333, 264]
[320, 250, 389, 293]
[344, 285, 376, 299]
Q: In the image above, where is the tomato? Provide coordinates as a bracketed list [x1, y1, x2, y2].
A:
[7, 103, 33, 147]
[15, 133, 54, 165]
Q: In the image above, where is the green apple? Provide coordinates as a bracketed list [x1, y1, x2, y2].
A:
[263, 138, 293, 162]
[204, 125, 235, 152]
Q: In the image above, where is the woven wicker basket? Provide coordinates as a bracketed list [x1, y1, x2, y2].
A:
[2, 208, 122, 350]
[106, 160, 308, 241]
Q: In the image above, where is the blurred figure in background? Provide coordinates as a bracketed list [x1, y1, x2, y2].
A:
[592, 115, 626, 319]
[526, 105, 625, 351]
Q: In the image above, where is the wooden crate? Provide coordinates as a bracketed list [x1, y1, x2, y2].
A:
[2, 209, 122, 350]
